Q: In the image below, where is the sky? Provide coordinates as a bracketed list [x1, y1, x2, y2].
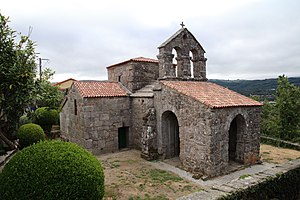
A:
[1, 0, 300, 82]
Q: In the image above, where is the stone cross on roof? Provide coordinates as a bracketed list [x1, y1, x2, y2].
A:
[180, 22, 185, 28]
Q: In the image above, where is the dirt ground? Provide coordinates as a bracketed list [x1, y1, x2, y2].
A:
[98, 150, 202, 200]
[1, 144, 299, 199]
[260, 144, 300, 164]
[98, 144, 300, 200]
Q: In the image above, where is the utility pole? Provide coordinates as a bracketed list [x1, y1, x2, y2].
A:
[38, 57, 49, 80]
[39, 58, 42, 80]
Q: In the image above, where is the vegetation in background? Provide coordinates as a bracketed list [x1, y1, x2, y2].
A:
[32, 107, 59, 138]
[0, 140, 105, 200]
[19, 115, 32, 126]
[210, 77, 300, 101]
[261, 75, 300, 142]
[32, 68, 64, 110]
[0, 13, 63, 151]
[0, 13, 37, 150]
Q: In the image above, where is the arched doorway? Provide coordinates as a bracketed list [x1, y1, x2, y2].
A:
[162, 111, 180, 158]
[228, 114, 246, 163]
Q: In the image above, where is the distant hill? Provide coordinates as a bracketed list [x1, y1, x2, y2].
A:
[209, 77, 300, 100]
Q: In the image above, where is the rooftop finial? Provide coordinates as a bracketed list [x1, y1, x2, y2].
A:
[180, 22, 185, 28]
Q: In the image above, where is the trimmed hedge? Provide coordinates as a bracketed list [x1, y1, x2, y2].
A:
[0, 140, 104, 200]
[218, 165, 300, 200]
[33, 107, 59, 136]
[17, 123, 46, 148]
[19, 115, 31, 126]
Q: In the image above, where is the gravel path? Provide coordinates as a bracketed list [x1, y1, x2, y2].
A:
[150, 161, 275, 188]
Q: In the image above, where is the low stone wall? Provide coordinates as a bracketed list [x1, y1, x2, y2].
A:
[261, 135, 300, 151]
[178, 158, 300, 200]
[218, 159, 300, 200]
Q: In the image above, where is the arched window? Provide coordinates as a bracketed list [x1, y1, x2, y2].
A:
[172, 47, 182, 77]
[172, 48, 178, 77]
[189, 51, 194, 78]
[190, 49, 199, 78]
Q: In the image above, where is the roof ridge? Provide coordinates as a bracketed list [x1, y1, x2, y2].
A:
[107, 57, 158, 69]
[158, 28, 205, 53]
[53, 78, 77, 86]
[76, 80, 116, 83]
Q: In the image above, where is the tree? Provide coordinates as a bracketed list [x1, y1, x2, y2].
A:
[276, 75, 300, 140]
[33, 68, 64, 110]
[261, 75, 300, 142]
[0, 13, 36, 149]
[261, 100, 279, 137]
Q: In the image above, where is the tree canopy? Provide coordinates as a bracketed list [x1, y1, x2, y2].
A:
[261, 75, 300, 142]
[0, 13, 37, 149]
[276, 75, 300, 140]
[33, 68, 64, 110]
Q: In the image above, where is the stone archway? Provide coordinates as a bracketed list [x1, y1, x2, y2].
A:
[228, 114, 246, 163]
[162, 111, 180, 158]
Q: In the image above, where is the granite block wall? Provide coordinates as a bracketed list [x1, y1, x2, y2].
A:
[60, 86, 131, 154]
[154, 82, 214, 175]
[107, 61, 159, 92]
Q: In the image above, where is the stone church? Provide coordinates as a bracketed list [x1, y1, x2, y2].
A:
[60, 27, 262, 177]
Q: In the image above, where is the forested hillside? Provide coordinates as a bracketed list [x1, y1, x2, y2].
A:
[209, 77, 300, 100]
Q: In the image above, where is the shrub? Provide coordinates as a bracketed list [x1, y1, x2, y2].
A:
[33, 107, 59, 136]
[19, 115, 31, 126]
[0, 140, 104, 200]
[17, 123, 46, 148]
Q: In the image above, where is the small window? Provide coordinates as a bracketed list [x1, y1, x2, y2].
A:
[74, 99, 77, 115]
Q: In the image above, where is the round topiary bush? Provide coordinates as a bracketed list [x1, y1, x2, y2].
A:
[33, 107, 59, 136]
[19, 115, 31, 126]
[0, 140, 104, 200]
[17, 123, 46, 148]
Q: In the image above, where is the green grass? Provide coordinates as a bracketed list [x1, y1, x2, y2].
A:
[124, 159, 137, 164]
[129, 193, 169, 200]
[262, 157, 273, 162]
[110, 160, 120, 168]
[149, 169, 183, 183]
[239, 174, 251, 180]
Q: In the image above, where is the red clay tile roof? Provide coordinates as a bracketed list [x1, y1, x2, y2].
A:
[107, 57, 158, 69]
[160, 81, 263, 108]
[74, 81, 128, 98]
[53, 78, 77, 86]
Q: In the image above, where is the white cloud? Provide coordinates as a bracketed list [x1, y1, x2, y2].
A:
[1, 0, 300, 82]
